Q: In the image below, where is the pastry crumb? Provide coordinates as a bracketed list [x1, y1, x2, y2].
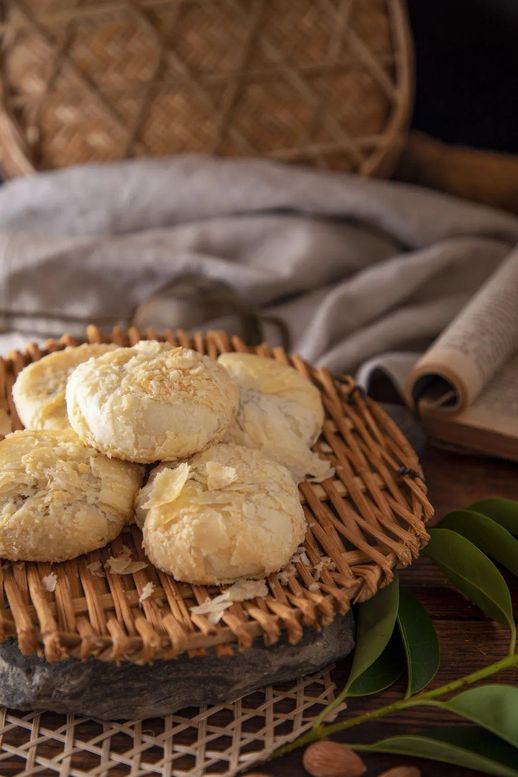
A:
[224, 578, 268, 601]
[314, 557, 337, 580]
[190, 597, 229, 624]
[293, 546, 310, 566]
[86, 560, 105, 578]
[307, 463, 335, 483]
[277, 566, 295, 586]
[190, 578, 268, 623]
[139, 581, 155, 604]
[105, 546, 148, 575]
[42, 572, 57, 592]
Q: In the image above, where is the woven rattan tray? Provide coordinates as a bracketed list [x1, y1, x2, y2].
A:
[0, 326, 433, 664]
[0, 0, 412, 178]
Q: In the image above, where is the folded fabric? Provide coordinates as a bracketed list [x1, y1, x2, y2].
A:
[0, 155, 517, 377]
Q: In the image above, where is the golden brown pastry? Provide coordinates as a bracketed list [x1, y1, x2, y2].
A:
[12, 343, 116, 430]
[218, 353, 332, 482]
[0, 430, 143, 561]
[136, 442, 306, 584]
[66, 341, 239, 463]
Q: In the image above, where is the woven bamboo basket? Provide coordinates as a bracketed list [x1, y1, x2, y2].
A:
[0, 326, 433, 664]
[0, 0, 413, 178]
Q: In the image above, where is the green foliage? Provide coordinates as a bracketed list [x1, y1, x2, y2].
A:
[345, 577, 400, 693]
[469, 498, 518, 535]
[440, 509, 518, 575]
[275, 497, 518, 775]
[353, 727, 518, 777]
[423, 528, 516, 649]
[397, 586, 440, 697]
[347, 628, 405, 697]
[432, 685, 518, 747]
[313, 577, 399, 725]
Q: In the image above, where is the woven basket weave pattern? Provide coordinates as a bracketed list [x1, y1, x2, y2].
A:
[0, 0, 412, 177]
[0, 326, 433, 664]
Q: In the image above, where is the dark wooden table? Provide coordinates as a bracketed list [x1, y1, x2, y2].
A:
[1, 445, 516, 776]
[272, 444, 518, 777]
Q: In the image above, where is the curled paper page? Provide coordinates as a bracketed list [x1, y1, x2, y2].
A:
[405, 249, 518, 413]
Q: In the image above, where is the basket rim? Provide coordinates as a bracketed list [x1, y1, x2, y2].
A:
[0, 0, 414, 179]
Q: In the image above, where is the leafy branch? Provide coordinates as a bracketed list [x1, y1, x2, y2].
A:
[269, 497, 518, 776]
[273, 656, 518, 756]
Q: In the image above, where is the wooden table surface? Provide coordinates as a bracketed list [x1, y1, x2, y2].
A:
[0, 444, 516, 776]
[272, 444, 518, 777]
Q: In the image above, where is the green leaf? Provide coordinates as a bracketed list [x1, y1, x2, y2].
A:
[397, 587, 440, 697]
[348, 628, 405, 697]
[469, 498, 518, 535]
[437, 685, 518, 748]
[423, 529, 515, 631]
[440, 510, 518, 576]
[354, 726, 518, 777]
[313, 577, 399, 726]
[345, 576, 400, 692]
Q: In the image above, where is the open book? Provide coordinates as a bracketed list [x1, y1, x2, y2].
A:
[403, 250, 518, 461]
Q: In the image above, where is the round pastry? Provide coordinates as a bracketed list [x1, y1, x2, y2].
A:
[12, 343, 116, 431]
[66, 341, 239, 463]
[0, 430, 143, 562]
[217, 353, 332, 482]
[136, 442, 306, 584]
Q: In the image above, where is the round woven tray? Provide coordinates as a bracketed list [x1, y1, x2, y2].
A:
[0, 0, 413, 178]
[0, 326, 433, 664]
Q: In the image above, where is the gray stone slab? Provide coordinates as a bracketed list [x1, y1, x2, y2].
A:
[0, 612, 354, 720]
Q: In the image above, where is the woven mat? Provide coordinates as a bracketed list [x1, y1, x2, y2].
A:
[0, 669, 344, 777]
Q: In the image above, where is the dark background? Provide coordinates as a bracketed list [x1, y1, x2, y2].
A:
[408, 0, 518, 153]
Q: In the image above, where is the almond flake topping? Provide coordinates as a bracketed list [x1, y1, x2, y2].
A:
[205, 462, 238, 490]
[142, 463, 190, 510]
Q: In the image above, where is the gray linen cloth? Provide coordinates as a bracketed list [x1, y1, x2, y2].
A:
[0, 155, 517, 386]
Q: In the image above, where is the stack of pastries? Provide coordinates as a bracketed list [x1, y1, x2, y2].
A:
[0, 340, 332, 584]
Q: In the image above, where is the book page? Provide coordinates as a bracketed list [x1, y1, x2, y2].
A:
[419, 351, 518, 462]
[405, 248, 518, 412]
[455, 350, 518, 434]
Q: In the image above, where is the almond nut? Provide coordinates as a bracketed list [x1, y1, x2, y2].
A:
[378, 768, 421, 777]
[303, 741, 367, 777]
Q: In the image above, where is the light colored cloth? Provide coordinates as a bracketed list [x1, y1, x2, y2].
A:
[0, 155, 517, 380]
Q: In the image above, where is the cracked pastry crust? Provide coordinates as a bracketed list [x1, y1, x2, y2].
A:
[136, 442, 306, 584]
[66, 341, 239, 463]
[217, 353, 332, 483]
[13, 343, 116, 431]
[0, 430, 143, 562]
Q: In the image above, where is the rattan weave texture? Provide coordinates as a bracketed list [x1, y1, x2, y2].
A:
[0, 326, 433, 664]
[0, 0, 413, 178]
